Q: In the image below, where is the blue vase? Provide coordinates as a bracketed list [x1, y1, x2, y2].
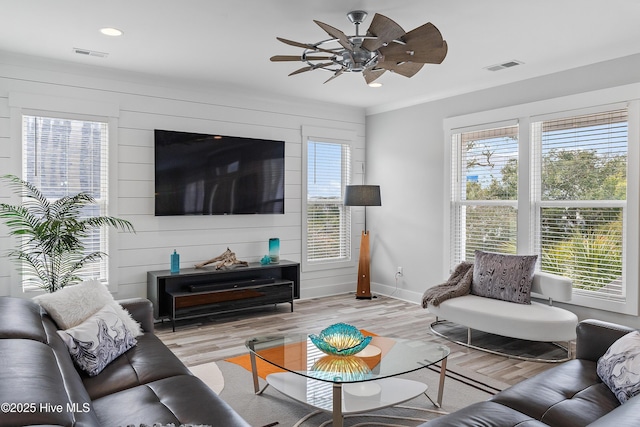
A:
[170, 250, 180, 274]
[269, 238, 280, 263]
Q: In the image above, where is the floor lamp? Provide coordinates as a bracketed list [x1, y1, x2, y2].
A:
[344, 185, 382, 300]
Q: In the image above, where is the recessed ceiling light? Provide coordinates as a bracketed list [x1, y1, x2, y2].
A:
[100, 27, 123, 37]
[368, 82, 383, 88]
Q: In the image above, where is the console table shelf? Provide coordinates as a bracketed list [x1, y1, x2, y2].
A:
[147, 260, 300, 331]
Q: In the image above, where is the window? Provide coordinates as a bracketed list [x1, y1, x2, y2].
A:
[447, 98, 638, 314]
[450, 123, 519, 268]
[22, 114, 109, 290]
[532, 110, 627, 299]
[305, 139, 351, 265]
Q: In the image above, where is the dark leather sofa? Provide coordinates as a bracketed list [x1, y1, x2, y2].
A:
[421, 318, 640, 426]
[0, 296, 250, 427]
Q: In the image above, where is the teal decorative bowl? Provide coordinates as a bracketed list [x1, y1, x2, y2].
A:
[309, 323, 372, 356]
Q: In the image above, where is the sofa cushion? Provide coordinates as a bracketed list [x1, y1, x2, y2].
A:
[596, 331, 640, 403]
[57, 304, 137, 377]
[92, 375, 250, 427]
[491, 359, 619, 427]
[34, 279, 142, 336]
[0, 297, 47, 342]
[471, 250, 538, 304]
[0, 339, 78, 426]
[419, 401, 549, 427]
[585, 393, 640, 427]
[81, 332, 192, 399]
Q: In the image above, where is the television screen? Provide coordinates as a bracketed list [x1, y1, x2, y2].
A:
[154, 130, 285, 215]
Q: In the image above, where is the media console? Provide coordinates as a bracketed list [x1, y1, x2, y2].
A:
[147, 260, 300, 331]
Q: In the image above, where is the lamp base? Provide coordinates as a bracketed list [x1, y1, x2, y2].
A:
[355, 230, 372, 299]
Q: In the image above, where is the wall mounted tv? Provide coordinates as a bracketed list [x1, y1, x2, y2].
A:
[154, 129, 285, 216]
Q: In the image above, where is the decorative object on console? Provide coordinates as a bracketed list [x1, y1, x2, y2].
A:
[0, 174, 135, 293]
[471, 250, 537, 304]
[171, 249, 180, 273]
[194, 247, 249, 269]
[596, 330, 640, 403]
[270, 10, 447, 85]
[309, 322, 372, 356]
[269, 238, 280, 263]
[260, 255, 271, 265]
[344, 185, 382, 299]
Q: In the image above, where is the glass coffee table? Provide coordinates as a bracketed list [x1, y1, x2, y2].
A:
[245, 333, 450, 427]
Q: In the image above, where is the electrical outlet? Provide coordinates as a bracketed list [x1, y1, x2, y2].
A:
[396, 266, 403, 276]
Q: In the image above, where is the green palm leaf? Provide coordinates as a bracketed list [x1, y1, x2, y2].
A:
[0, 174, 135, 292]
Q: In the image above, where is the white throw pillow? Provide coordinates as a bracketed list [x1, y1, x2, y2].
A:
[597, 331, 640, 404]
[57, 304, 137, 376]
[34, 279, 142, 337]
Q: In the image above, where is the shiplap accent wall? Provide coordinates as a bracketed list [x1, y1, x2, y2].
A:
[0, 53, 366, 299]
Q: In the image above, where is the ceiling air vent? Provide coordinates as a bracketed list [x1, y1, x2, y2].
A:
[485, 60, 523, 72]
[73, 48, 108, 58]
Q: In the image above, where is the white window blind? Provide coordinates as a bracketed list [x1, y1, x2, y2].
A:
[532, 109, 628, 299]
[306, 140, 351, 263]
[22, 114, 109, 290]
[450, 124, 519, 268]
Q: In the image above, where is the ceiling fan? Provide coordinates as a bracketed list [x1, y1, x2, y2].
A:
[270, 10, 448, 84]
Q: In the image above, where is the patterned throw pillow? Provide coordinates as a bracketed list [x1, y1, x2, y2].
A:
[471, 250, 538, 304]
[597, 331, 640, 404]
[57, 304, 137, 376]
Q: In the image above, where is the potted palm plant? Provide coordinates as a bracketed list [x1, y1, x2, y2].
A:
[0, 174, 135, 293]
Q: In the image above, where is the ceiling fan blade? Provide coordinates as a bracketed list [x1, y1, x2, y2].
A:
[379, 23, 448, 64]
[363, 68, 386, 84]
[377, 61, 424, 78]
[324, 70, 344, 84]
[361, 13, 406, 52]
[314, 20, 353, 50]
[276, 37, 337, 54]
[288, 62, 335, 76]
[270, 55, 334, 62]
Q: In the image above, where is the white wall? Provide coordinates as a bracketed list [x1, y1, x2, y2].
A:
[0, 53, 366, 299]
[367, 53, 640, 327]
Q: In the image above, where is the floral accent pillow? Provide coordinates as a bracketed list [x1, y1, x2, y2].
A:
[57, 304, 137, 376]
[597, 331, 640, 404]
[471, 250, 538, 304]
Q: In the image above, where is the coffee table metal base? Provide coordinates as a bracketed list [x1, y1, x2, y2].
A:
[266, 373, 429, 427]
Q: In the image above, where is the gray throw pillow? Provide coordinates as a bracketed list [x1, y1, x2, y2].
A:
[597, 331, 640, 404]
[471, 250, 538, 304]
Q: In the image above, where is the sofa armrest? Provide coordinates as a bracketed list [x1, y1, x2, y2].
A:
[118, 298, 154, 333]
[576, 319, 635, 362]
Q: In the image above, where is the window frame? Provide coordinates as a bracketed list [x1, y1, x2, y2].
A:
[444, 87, 640, 315]
[301, 125, 356, 272]
[7, 92, 121, 295]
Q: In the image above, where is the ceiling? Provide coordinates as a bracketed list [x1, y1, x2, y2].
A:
[2, 1, 640, 114]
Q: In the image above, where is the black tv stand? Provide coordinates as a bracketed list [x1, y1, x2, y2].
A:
[147, 260, 300, 331]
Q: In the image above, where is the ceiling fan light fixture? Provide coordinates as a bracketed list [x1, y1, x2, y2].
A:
[368, 82, 382, 88]
[271, 11, 447, 84]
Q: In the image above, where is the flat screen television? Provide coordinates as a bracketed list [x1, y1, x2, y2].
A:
[154, 129, 285, 215]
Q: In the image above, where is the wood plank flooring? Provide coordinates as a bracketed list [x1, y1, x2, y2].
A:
[155, 293, 561, 388]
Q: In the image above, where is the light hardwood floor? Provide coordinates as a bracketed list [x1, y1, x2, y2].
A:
[155, 293, 560, 388]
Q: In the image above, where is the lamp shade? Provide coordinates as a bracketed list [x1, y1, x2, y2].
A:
[344, 185, 382, 207]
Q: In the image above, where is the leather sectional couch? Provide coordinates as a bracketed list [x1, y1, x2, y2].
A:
[421, 318, 639, 426]
[0, 296, 250, 427]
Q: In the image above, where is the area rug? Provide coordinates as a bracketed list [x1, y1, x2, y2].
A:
[189, 361, 224, 394]
[207, 360, 494, 427]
